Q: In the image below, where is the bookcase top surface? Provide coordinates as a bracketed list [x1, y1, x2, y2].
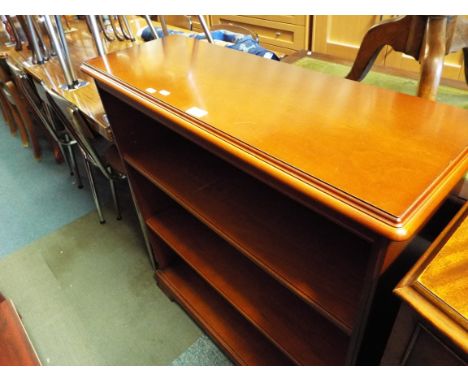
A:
[82, 35, 468, 240]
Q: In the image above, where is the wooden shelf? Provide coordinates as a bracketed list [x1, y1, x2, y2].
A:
[125, 133, 371, 333]
[148, 207, 349, 365]
[156, 258, 294, 366]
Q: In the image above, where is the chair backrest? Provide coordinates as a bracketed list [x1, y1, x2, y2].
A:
[0, 57, 12, 84]
[45, 87, 110, 178]
[5, 16, 27, 47]
[28, 75, 76, 144]
[4, 60, 61, 140]
[5, 59, 40, 106]
[0, 58, 17, 105]
[31, 76, 49, 104]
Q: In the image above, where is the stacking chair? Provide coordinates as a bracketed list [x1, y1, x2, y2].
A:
[0, 58, 39, 157]
[45, 87, 126, 223]
[6, 62, 60, 162]
[5, 61, 82, 186]
[0, 83, 15, 133]
[0, 57, 14, 129]
[32, 78, 84, 188]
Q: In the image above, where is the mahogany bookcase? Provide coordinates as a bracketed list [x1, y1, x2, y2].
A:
[82, 35, 468, 365]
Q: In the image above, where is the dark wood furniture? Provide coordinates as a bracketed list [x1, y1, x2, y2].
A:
[82, 35, 468, 365]
[0, 294, 40, 366]
[347, 16, 468, 101]
[382, 202, 468, 365]
[0, 56, 41, 158]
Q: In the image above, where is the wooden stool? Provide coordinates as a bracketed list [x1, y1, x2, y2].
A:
[347, 16, 468, 101]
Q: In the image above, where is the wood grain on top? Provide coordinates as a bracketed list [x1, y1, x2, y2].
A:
[82, 35, 468, 240]
[418, 213, 468, 321]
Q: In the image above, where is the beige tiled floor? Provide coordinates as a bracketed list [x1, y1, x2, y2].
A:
[0, 204, 203, 365]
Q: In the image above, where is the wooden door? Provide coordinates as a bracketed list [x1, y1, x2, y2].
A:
[312, 15, 387, 64]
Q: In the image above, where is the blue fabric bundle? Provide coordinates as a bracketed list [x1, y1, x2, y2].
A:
[141, 27, 280, 61]
[225, 35, 279, 60]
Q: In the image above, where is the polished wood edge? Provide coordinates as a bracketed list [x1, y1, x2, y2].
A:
[394, 287, 468, 355]
[412, 282, 467, 332]
[394, 202, 468, 352]
[81, 61, 468, 241]
[0, 298, 42, 366]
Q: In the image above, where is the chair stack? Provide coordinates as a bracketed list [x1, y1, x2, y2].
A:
[0, 15, 128, 224]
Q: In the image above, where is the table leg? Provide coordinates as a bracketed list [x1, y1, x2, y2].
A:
[417, 17, 448, 101]
[346, 16, 414, 81]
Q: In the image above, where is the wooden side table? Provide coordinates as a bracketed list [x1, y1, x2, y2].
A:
[382, 203, 468, 365]
[347, 16, 468, 101]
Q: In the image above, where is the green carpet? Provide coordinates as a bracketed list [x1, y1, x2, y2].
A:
[294, 57, 468, 109]
[0, 204, 203, 365]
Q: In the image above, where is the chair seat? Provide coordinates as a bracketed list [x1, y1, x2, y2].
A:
[103, 144, 126, 176]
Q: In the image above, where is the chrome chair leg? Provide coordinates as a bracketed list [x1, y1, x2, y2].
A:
[59, 141, 74, 176]
[84, 159, 105, 224]
[108, 171, 122, 220]
[67, 143, 83, 189]
[63, 133, 75, 174]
